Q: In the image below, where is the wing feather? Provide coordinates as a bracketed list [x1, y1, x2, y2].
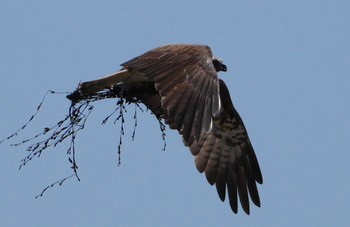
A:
[179, 90, 200, 141]
[227, 171, 238, 213]
[121, 44, 220, 141]
[204, 138, 222, 185]
[243, 155, 261, 207]
[168, 84, 194, 129]
[186, 79, 262, 214]
[215, 145, 231, 201]
[194, 135, 216, 172]
[236, 164, 250, 214]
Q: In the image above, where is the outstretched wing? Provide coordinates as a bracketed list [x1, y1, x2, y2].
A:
[71, 44, 262, 214]
[185, 79, 263, 214]
[121, 44, 220, 142]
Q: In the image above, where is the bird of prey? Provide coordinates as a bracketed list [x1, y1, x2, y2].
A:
[71, 44, 263, 214]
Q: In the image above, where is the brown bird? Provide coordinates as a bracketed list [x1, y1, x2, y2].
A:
[70, 44, 263, 214]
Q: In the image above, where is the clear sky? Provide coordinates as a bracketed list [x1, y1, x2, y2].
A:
[1, 1, 349, 226]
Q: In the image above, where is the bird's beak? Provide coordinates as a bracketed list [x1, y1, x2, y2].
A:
[221, 64, 227, 72]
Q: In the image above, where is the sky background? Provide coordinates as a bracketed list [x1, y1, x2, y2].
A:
[1, 0, 349, 226]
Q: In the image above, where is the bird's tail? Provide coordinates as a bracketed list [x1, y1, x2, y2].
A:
[78, 69, 130, 96]
[66, 69, 131, 103]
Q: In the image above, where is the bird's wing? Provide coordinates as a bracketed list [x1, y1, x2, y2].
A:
[121, 44, 220, 142]
[72, 44, 262, 214]
[185, 79, 263, 214]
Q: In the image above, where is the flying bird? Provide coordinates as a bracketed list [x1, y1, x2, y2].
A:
[70, 44, 263, 214]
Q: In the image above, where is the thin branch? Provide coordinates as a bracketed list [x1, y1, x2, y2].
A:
[0, 90, 55, 144]
[35, 174, 76, 199]
[2, 85, 168, 198]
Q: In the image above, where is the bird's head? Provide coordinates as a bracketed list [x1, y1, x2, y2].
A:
[212, 57, 227, 72]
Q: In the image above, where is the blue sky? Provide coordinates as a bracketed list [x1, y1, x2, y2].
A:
[1, 1, 349, 226]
